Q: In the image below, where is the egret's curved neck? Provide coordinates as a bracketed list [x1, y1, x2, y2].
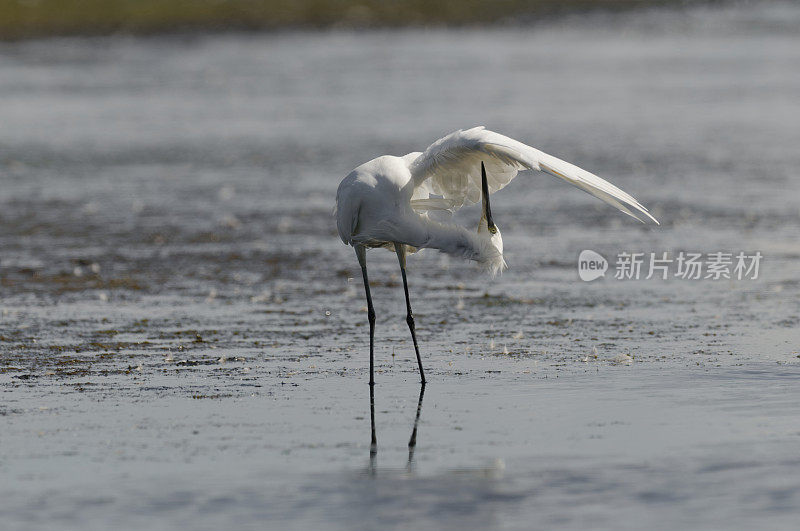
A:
[421, 218, 505, 276]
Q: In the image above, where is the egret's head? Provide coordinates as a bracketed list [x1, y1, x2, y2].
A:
[478, 161, 506, 274]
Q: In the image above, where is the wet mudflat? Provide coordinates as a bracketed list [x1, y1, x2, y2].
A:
[2, 2, 800, 529]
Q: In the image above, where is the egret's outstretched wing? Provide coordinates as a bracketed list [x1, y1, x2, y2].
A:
[407, 126, 658, 224]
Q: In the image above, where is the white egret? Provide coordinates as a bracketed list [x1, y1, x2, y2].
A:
[335, 126, 658, 384]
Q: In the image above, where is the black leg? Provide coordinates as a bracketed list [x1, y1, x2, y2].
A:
[408, 383, 425, 448]
[356, 246, 376, 386]
[395, 244, 426, 384]
[407, 383, 426, 468]
[369, 382, 377, 459]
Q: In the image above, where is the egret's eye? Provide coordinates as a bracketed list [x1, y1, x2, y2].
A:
[488, 225, 498, 235]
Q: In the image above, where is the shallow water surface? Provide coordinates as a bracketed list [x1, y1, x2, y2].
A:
[1, 2, 800, 529]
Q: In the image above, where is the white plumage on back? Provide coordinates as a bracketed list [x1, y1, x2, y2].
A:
[407, 126, 658, 224]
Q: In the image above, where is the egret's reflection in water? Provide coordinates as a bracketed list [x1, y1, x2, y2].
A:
[368, 384, 426, 475]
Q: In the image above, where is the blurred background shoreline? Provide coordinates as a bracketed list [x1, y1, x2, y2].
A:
[1, 0, 714, 40]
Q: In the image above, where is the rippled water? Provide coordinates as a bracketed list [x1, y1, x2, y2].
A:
[1, 2, 800, 529]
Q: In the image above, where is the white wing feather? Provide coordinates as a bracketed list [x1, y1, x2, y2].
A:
[407, 126, 658, 224]
[410, 198, 457, 211]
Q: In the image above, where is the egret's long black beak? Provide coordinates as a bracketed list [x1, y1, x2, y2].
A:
[481, 161, 497, 233]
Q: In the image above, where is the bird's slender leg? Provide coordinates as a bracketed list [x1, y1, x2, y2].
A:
[407, 383, 426, 469]
[395, 244, 426, 384]
[369, 382, 377, 468]
[356, 245, 376, 386]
